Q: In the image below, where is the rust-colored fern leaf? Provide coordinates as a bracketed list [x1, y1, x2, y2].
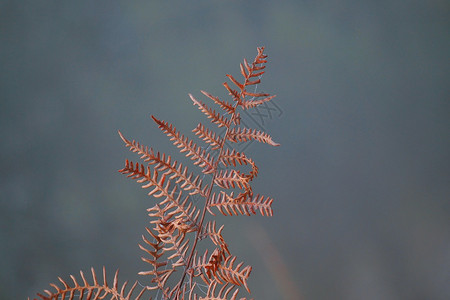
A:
[119, 46, 278, 299]
[30, 267, 146, 300]
[32, 47, 278, 300]
[209, 192, 273, 217]
[227, 127, 279, 146]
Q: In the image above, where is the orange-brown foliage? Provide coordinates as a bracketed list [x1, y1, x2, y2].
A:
[31, 47, 279, 300]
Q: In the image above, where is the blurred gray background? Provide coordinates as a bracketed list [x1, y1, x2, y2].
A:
[1, 1, 449, 299]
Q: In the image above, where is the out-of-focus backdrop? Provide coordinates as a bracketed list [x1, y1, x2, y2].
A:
[1, 1, 449, 299]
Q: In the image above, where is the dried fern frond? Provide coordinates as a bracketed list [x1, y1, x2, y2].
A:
[219, 148, 258, 180]
[240, 94, 277, 110]
[209, 192, 273, 217]
[123, 46, 278, 299]
[214, 169, 251, 190]
[33, 46, 279, 300]
[31, 267, 146, 300]
[227, 127, 280, 146]
[119, 130, 208, 197]
[192, 122, 223, 150]
[216, 256, 252, 294]
[189, 94, 232, 129]
[192, 250, 252, 294]
[200, 90, 235, 115]
[138, 226, 175, 293]
[151, 115, 216, 173]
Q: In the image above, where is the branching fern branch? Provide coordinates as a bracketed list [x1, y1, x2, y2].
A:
[31, 47, 279, 300]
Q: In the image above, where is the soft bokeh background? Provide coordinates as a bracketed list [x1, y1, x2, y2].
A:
[1, 1, 449, 299]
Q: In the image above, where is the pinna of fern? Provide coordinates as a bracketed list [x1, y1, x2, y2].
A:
[29, 267, 146, 300]
[31, 47, 278, 300]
